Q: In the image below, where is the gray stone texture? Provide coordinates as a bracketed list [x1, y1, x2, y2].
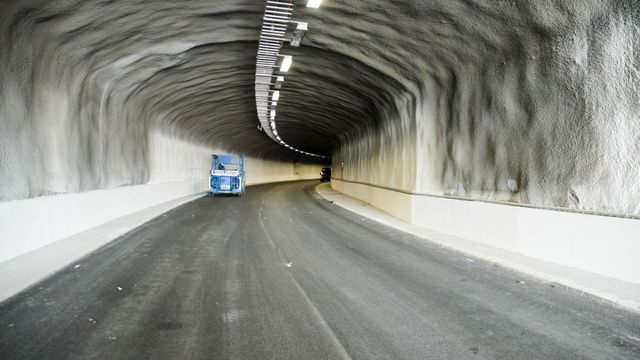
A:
[1, 0, 639, 216]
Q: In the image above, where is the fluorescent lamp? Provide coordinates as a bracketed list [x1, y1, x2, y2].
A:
[274, 76, 284, 89]
[290, 22, 308, 47]
[307, 0, 322, 8]
[270, 110, 276, 119]
[272, 91, 280, 101]
[280, 55, 292, 72]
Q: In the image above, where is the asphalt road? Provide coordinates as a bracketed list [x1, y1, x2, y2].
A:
[1, 181, 639, 360]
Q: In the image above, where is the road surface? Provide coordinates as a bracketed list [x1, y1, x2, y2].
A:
[1, 181, 639, 359]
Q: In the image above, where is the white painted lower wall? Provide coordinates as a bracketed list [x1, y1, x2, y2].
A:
[0, 130, 324, 265]
[245, 158, 324, 185]
[332, 179, 640, 285]
[0, 166, 322, 265]
[147, 130, 322, 187]
[0, 180, 203, 264]
[331, 178, 413, 223]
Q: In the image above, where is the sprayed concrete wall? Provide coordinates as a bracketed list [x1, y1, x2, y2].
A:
[9, 0, 637, 216]
[328, 1, 640, 217]
[2, 1, 638, 213]
[0, 0, 326, 204]
[0, 1, 327, 264]
[1, 0, 639, 287]
[327, 1, 640, 286]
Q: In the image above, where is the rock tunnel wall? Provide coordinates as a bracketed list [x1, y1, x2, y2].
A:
[0, 1, 324, 204]
[330, 1, 640, 217]
[0, 0, 639, 290]
[1, 0, 639, 218]
[0, 0, 329, 263]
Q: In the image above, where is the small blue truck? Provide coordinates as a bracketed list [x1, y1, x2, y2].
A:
[208, 154, 245, 196]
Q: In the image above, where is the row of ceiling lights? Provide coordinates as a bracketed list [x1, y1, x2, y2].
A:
[254, 0, 328, 159]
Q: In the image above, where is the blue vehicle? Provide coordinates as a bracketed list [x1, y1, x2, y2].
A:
[208, 154, 245, 196]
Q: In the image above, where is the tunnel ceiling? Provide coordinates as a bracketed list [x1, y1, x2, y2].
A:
[4, 0, 638, 211]
[2, 0, 409, 162]
[4, 0, 603, 160]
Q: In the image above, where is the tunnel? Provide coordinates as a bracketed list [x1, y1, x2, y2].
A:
[1, 0, 640, 359]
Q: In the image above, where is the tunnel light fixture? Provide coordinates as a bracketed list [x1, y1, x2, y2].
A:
[307, 0, 322, 8]
[279, 55, 292, 72]
[274, 76, 284, 89]
[289, 22, 308, 47]
[254, 0, 328, 159]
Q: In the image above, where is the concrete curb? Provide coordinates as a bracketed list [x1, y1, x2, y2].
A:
[0, 193, 205, 304]
[315, 183, 640, 313]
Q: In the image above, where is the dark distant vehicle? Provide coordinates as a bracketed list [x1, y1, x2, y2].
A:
[320, 167, 331, 182]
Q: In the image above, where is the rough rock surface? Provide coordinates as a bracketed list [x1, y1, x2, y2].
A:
[323, 0, 640, 216]
[1, 0, 639, 216]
